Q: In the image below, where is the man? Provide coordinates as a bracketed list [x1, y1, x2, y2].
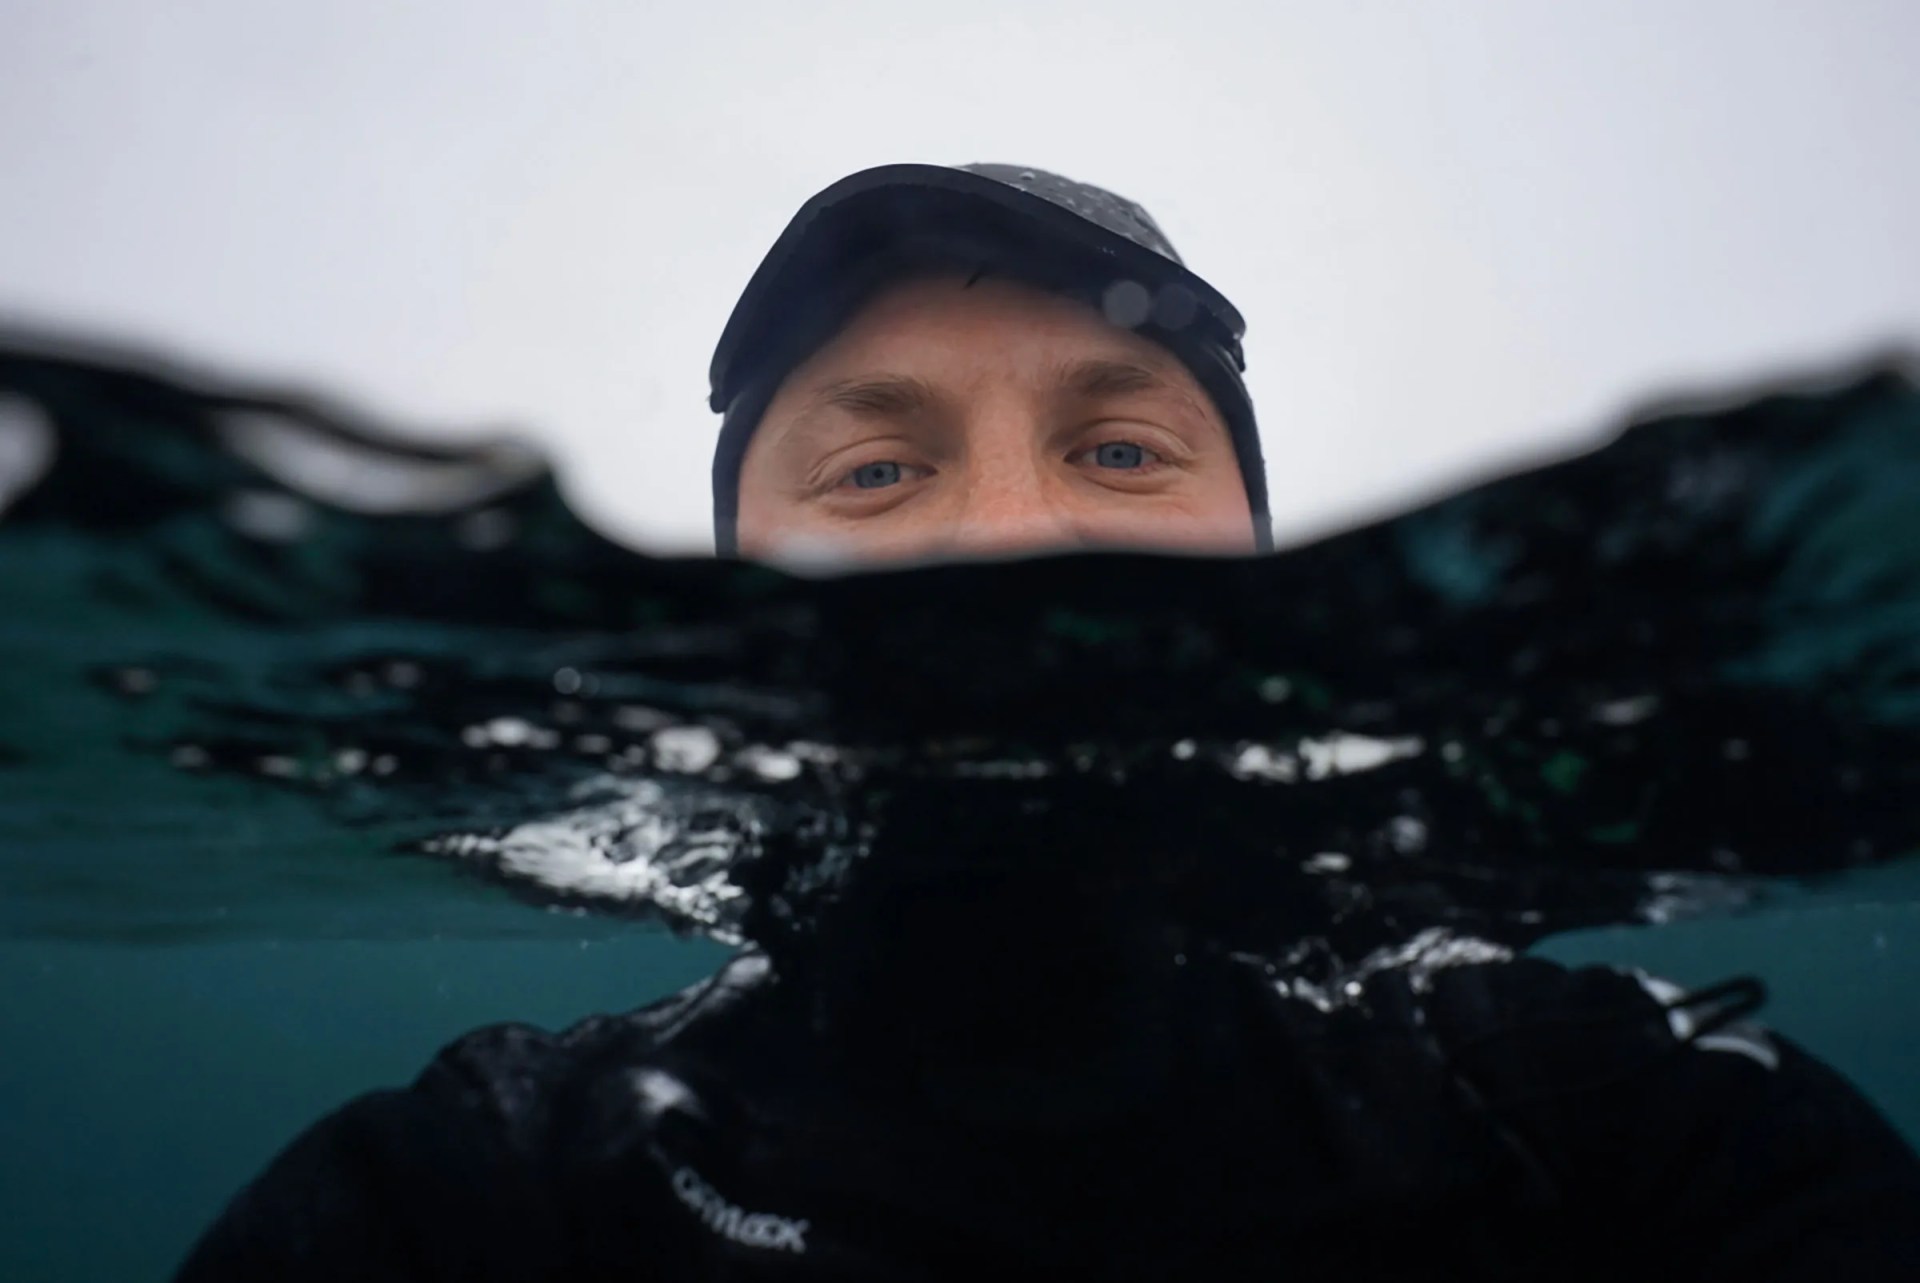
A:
[176, 164, 1920, 1280]
[708, 163, 1270, 565]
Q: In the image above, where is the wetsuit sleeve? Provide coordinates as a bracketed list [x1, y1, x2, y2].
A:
[1628, 1033, 1920, 1277]
[1449, 963, 1920, 1279]
[172, 1028, 573, 1283]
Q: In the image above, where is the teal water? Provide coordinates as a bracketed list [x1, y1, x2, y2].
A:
[4, 889, 1917, 1282]
[0, 931, 730, 1282]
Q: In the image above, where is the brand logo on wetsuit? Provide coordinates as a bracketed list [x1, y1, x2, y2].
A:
[670, 1166, 810, 1254]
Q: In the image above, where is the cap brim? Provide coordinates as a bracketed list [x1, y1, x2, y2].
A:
[708, 164, 1244, 412]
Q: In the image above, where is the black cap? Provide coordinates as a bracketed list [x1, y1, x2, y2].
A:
[709, 163, 1268, 552]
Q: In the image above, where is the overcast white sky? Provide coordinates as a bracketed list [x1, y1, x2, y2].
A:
[4, 1, 1916, 553]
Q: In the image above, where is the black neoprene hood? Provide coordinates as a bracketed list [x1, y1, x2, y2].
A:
[707, 162, 1270, 552]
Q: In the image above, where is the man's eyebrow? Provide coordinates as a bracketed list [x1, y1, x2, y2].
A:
[1055, 358, 1178, 401]
[805, 373, 943, 419]
[763, 374, 945, 458]
[1054, 355, 1228, 442]
[802, 362, 1173, 419]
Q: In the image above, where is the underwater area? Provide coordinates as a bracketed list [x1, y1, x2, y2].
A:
[2, 335, 1918, 1280]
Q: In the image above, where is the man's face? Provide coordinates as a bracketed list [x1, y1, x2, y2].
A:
[735, 272, 1257, 565]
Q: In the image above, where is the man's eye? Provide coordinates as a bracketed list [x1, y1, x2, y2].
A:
[847, 461, 904, 489]
[1089, 441, 1152, 469]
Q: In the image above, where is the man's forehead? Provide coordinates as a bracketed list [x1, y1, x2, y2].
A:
[802, 357, 1176, 412]
[792, 277, 1198, 397]
[779, 354, 1203, 435]
[750, 272, 1227, 455]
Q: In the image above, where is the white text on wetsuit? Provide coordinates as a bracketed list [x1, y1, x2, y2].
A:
[670, 1166, 810, 1254]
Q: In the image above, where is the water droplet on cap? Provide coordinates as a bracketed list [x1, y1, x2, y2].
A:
[1151, 284, 1198, 330]
[1100, 280, 1152, 329]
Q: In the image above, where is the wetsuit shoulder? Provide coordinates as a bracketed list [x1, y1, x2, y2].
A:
[1419, 956, 1920, 1278]
[409, 948, 775, 1121]
[173, 951, 775, 1282]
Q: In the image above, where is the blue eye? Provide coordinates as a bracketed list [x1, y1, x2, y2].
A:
[1092, 441, 1148, 469]
[850, 461, 903, 489]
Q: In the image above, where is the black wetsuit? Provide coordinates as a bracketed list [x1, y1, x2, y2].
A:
[175, 951, 1920, 1281]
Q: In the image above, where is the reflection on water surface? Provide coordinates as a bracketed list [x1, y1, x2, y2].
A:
[3, 337, 1916, 1000]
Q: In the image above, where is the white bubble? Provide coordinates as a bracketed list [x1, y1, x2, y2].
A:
[1299, 733, 1424, 780]
[1387, 816, 1428, 853]
[1593, 694, 1660, 725]
[461, 717, 560, 750]
[737, 745, 802, 782]
[224, 490, 313, 542]
[1229, 743, 1298, 782]
[651, 726, 722, 774]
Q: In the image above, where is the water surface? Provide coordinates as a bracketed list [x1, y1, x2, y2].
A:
[2, 336, 1917, 1279]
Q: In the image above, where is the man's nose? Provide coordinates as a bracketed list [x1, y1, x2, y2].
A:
[939, 457, 1083, 558]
